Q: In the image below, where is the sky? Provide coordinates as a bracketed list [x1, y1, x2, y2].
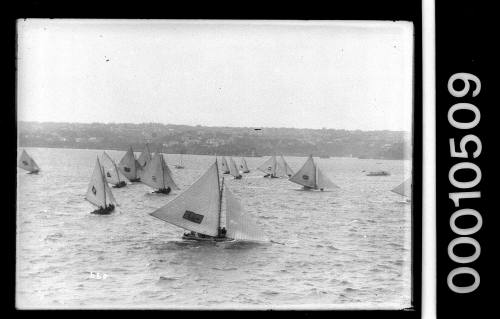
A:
[17, 20, 413, 131]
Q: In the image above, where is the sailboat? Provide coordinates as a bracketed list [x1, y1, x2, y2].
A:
[220, 157, 230, 174]
[17, 149, 40, 174]
[174, 154, 185, 169]
[101, 151, 129, 188]
[137, 144, 152, 168]
[118, 146, 141, 182]
[141, 152, 179, 194]
[257, 155, 287, 178]
[228, 157, 242, 179]
[150, 159, 268, 242]
[278, 155, 294, 177]
[239, 157, 250, 173]
[289, 155, 339, 191]
[391, 177, 412, 202]
[85, 157, 118, 214]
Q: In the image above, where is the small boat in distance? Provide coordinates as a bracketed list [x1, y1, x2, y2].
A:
[101, 151, 129, 188]
[18, 149, 40, 174]
[141, 152, 179, 194]
[174, 154, 185, 169]
[289, 155, 339, 191]
[220, 157, 230, 174]
[85, 157, 117, 215]
[150, 159, 268, 242]
[366, 170, 390, 176]
[118, 146, 141, 182]
[239, 157, 250, 173]
[391, 177, 412, 202]
[257, 155, 288, 178]
[228, 157, 242, 179]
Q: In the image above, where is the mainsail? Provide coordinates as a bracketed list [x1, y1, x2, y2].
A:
[85, 158, 116, 207]
[18, 149, 40, 173]
[221, 157, 230, 173]
[289, 155, 316, 188]
[316, 166, 339, 189]
[101, 151, 129, 185]
[228, 157, 242, 178]
[141, 153, 179, 190]
[119, 147, 139, 180]
[279, 155, 294, 177]
[239, 157, 250, 173]
[137, 144, 152, 168]
[225, 187, 268, 242]
[391, 178, 412, 197]
[150, 162, 220, 236]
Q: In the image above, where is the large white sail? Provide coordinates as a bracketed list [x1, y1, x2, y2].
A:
[101, 151, 129, 185]
[85, 158, 107, 207]
[239, 158, 249, 172]
[137, 144, 152, 167]
[119, 147, 139, 180]
[289, 155, 316, 188]
[150, 162, 221, 236]
[141, 153, 179, 190]
[391, 178, 412, 197]
[225, 186, 268, 242]
[279, 155, 294, 177]
[228, 157, 242, 178]
[316, 166, 339, 189]
[221, 157, 230, 173]
[257, 156, 276, 175]
[18, 150, 39, 172]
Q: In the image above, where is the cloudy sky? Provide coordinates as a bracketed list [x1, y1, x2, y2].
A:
[17, 20, 413, 131]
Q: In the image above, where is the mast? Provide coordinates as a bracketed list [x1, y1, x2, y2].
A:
[215, 157, 222, 234]
[99, 157, 106, 208]
[161, 154, 165, 189]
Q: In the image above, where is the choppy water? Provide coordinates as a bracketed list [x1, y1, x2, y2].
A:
[16, 147, 412, 309]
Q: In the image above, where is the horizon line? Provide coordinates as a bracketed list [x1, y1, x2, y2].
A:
[18, 120, 411, 133]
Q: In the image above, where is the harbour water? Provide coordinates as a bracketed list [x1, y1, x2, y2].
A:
[16, 147, 412, 309]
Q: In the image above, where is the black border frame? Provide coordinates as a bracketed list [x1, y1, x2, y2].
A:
[9, 1, 423, 317]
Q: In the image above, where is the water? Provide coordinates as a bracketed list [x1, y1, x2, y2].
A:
[16, 147, 412, 309]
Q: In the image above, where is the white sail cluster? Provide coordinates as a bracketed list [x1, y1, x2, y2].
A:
[101, 151, 129, 186]
[150, 161, 267, 242]
[257, 155, 293, 178]
[85, 157, 117, 208]
[18, 149, 40, 173]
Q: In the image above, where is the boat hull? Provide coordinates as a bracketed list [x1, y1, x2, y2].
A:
[90, 205, 115, 215]
[112, 181, 127, 188]
[182, 234, 234, 242]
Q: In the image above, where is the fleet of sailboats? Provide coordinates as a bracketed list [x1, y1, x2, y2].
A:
[257, 155, 288, 178]
[85, 157, 118, 214]
[150, 159, 268, 242]
[118, 147, 141, 182]
[101, 151, 129, 188]
[18, 145, 409, 241]
[17, 149, 40, 174]
[289, 155, 339, 191]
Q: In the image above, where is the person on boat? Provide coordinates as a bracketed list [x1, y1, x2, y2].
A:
[220, 227, 227, 236]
